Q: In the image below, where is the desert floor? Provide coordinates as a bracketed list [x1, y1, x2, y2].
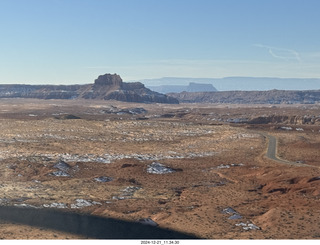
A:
[0, 99, 319, 239]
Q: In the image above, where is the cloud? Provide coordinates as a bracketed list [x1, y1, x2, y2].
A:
[254, 44, 301, 62]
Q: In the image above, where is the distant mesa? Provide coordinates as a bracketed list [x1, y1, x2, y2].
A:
[147, 82, 217, 94]
[187, 82, 217, 92]
[141, 76, 320, 91]
[0, 73, 179, 104]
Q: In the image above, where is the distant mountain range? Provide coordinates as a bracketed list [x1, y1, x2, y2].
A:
[1, 74, 320, 105]
[140, 77, 320, 91]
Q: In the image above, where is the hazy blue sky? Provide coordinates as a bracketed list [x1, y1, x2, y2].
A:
[1, 0, 320, 84]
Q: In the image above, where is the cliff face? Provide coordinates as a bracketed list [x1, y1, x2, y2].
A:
[0, 74, 179, 104]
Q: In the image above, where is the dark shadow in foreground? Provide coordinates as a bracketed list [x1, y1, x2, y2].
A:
[0, 206, 198, 239]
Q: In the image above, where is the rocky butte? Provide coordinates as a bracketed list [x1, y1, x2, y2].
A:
[79, 73, 179, 103]
[0, 74, 179, 104]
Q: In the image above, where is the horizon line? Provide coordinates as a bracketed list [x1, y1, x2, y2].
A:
[1, 75, 320, 86]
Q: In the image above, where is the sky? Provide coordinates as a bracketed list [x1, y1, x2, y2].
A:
[1, 0, 320, 84]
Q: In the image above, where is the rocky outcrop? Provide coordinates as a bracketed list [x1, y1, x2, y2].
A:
[0, 74, 179, 104]
[94, 73, 123, 87]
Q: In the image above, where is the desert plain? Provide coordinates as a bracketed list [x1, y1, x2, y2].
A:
[0, 98, 319, 239]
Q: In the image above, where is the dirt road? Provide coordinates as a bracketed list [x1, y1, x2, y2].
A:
[260, 132, 313, 167]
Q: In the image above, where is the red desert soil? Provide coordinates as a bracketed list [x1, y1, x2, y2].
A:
[0, 99, 319, 239]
